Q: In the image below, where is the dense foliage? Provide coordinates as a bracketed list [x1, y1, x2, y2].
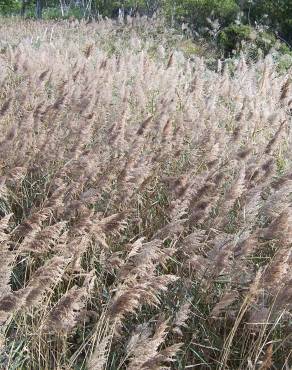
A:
[0, 0, 19, 14]
[164, 0, 240, 28]
[243, 0, 292, 43]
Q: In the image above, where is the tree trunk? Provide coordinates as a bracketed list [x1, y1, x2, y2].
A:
[20, 0, 26, 17]
[59, 0, 65, 17]
[36, 0, 43, 19]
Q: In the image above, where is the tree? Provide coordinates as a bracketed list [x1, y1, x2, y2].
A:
[36, 0, 42, 18]
[0, 0, 20, 14]
[239, 0, 292, 44]
[163, 0, 240, 31]
[20, 0, 28, 16]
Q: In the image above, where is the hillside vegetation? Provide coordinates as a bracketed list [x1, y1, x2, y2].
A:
[1, 1, 292, 58]
[0, 17, 292, 369]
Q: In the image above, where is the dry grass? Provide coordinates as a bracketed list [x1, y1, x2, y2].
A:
[0, 16, 292, 370]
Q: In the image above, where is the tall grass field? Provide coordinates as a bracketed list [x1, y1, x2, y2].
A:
[0, 16, 291, 369]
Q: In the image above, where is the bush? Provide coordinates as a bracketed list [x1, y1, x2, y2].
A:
[163, 0, 240, 31]
[42, 6, 85, 20]
[242, 0, 292, 44]
[218, 23, 292, 58]
[218, 24, 253, 54]
[0, 0, 20, 15]
[277, 53, 292, 73]
[95, 0, 157, 17]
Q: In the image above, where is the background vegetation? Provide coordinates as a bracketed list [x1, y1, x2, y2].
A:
[0, 0, 292, 57]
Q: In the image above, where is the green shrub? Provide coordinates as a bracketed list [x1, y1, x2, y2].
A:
[163, 0, 240, 30]
[218, 24, 253, 54]
[0, 0, 20, 15]
[95, 0, 155, 17]
[241, 0, 292, 44]
[218, 23, 292, 58]
[277, 53, 292, 73]
[42, 7, 62, 19]
[42, 6, 86, 20]
[255, 31, 279, 55]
